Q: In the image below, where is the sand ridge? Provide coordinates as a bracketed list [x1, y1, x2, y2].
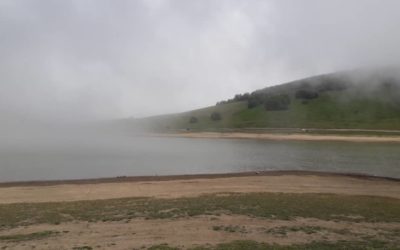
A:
[1, 174, 399, 204]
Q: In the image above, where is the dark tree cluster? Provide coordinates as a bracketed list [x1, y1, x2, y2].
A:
[246, 92, 291, 111]
[216, 77, 349, 109]
[382, 78, 400, 91]
[247, 98, 260, 109]
[189, 116, 198, 123]
[233, 93, 250, 102]
[264, 94, 291, 111]
[296, 78, 346, 98]
[315, 80, 347, 92]
[247, 92, 267, 108]
[216, 93, 250, 105]
[295, 89, 319, 100]
[294, 76, 347, 93]
[210, 112, 222, 121]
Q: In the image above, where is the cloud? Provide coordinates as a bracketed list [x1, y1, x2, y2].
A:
[0, 0, 399, 120]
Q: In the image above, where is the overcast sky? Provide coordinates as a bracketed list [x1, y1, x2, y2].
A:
[1, 0, 400, 121]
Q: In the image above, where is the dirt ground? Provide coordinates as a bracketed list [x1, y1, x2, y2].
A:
[1, 174, 400, 249]
[0, 174, 400, 204]
[1, 215, 399, 249]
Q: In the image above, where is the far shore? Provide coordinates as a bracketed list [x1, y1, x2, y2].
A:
[154, 131, 400, 143]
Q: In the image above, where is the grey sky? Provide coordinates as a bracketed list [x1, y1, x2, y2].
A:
[1, 0, 400, 121]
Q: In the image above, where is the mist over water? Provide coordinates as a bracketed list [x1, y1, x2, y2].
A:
[1, 67, 400, 183]
[1, 126, 399, 182]
[1, 1, 400, 182]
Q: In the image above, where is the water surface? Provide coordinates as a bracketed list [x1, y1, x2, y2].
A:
[0, 136, 399, 182]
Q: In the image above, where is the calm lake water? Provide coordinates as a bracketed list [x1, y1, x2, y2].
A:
[0, 136, 399, 182]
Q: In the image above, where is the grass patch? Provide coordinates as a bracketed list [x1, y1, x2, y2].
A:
[148, 244, 179, 250]
[72, 246, 93, 250]
[188, 240, 400, 249]
[0, 230, 59, 242]
[0, 193, 399, 229]
[212, 225, 247, 233]
[265, 226, 352, 236]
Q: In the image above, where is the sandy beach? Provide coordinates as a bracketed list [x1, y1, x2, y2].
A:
[156, 132, 400, 143]
[0, 172, 399, 204]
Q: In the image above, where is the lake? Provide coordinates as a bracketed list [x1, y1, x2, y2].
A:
[0, 135, 399, 182]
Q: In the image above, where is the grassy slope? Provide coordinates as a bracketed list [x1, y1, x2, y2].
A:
[138, 70, 400, 131]
[231, 92, 400, 129]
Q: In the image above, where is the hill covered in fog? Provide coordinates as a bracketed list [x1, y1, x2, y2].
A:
[136, 68, 400, 131]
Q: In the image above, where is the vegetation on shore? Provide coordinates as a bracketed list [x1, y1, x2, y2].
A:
[1, 192, 399, 249]
[1, 193, 400, 229]
[0, 230, 60, 242]
[148, 240, 400, 250]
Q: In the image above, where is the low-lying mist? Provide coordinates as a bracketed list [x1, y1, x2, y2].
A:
[1, 134, 399, 182]
[1, 95, 400, 183]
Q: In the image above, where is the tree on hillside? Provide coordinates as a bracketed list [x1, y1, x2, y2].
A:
[233, 93, 250, 102]
[210, 112, 222, 121]
[264, 94, 291, 111]
[189, 116, 198, 123]
[247, 92, 267, 108]
[247, 98, 259, 108]
[295, 89, 319, 100]
[315, 79, 347, 92]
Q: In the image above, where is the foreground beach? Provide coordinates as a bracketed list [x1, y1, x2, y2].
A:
[0, 172, 400, 249]
[1, 171, 400, 204]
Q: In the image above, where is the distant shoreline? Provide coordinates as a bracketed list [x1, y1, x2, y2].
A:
[154, 131, 400, 143]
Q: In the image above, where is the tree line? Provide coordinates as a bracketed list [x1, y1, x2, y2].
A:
[216, 79, 348, 111]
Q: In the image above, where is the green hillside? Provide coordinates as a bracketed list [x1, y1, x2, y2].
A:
[137, 69, 400, 131]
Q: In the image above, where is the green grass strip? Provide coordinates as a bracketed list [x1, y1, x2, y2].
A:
[0, 193, 399, 229]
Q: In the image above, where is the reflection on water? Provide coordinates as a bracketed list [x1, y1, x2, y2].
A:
[0, 136, 399, 182]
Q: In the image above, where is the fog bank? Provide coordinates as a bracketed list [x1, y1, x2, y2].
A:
[1, 0, 400, 122]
